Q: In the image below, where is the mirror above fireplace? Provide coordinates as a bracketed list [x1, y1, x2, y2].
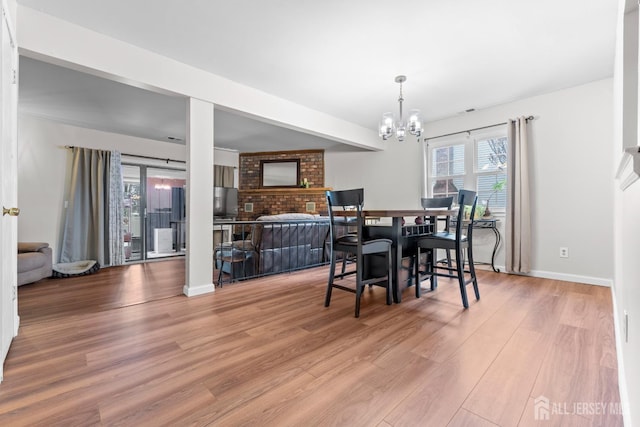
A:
[260, 159, 300, 187]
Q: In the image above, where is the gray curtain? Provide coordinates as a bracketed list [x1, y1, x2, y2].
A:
[108, 151, 125, 266]
[60, 147, 118, 266]
[214, 165, 235, 188]
[505, 117, 531, 273]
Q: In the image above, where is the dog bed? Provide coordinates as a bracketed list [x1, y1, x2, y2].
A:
[52, 260, 100, 278]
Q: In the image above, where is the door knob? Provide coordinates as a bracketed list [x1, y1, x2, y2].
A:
[2, 207, 20, 217]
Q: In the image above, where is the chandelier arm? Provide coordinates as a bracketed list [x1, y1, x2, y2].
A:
[398, 82, 404, 122]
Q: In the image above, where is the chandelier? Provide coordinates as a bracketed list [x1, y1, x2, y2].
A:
[378, 75, 423, 142]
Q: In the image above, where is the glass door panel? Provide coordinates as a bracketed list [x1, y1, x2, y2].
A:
[123, 165, 143, 262]
[146, 167, 186, 259]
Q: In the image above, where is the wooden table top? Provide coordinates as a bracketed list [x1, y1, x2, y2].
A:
[330, 209, 455, 217]
[363, 209, 455, 217]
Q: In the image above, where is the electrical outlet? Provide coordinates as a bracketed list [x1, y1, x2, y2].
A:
[559, 247, 569, 258]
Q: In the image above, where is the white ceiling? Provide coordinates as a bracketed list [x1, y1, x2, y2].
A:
[19, 57, 356, 152]
[16, 0, 618, 152]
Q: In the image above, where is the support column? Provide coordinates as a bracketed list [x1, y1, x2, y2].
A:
[183, 98, 215, 296]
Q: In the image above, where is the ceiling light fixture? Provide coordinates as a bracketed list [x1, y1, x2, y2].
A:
[379, 75, 423, 142]
[154, 179, 171, 190]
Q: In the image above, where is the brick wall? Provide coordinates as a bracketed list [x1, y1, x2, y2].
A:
[237, 150, 327, 220]
[239, 150, 324, 190]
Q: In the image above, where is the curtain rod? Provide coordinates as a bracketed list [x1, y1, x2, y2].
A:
[65, 145, 186, 164]
[423, 115, 534, 142]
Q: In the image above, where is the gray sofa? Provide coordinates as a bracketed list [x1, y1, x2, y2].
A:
[252, 213, 330, 274]
[215, 213, 330, 279]
[18, 242, 53, 286]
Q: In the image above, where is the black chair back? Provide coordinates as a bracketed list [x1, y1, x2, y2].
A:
[421, 196, 454, 209]
[454, 189, 478, 239]
[422, 196, 454, 231]
[326, 188, 364, 249]
[327, 188, 364, 208]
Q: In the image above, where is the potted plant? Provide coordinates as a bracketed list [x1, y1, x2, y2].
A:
[483, 179, 506, 217]
[464, 203, 486, 220]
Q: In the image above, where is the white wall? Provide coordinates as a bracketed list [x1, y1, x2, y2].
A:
[327, 78, 614, 286]
[17, 114, 237, 262]
[614, 181, 640, 424]
[213, 148, 239, 168]
[612, 0, 640, 423]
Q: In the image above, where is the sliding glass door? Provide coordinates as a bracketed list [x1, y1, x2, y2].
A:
[123, 164, 186, 262]
[146, 167, 186, 259]
[123, 165, 143, 261]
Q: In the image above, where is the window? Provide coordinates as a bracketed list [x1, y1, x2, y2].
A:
[476, 136, 507, 210]
[431, 144, 465, 199]
[424, 130, 508, 212]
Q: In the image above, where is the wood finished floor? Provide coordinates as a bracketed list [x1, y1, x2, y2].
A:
[1, 259, 623, 426]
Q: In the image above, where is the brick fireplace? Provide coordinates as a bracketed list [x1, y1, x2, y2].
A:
[237, 149, 330, 220]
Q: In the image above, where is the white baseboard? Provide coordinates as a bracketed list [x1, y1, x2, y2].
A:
[496, 266, 613, 287]
[182, 283, 216, 297]
[527, 270, 612, 287]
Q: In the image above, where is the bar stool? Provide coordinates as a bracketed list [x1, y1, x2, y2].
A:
[216, 245, 247, 286]
[415, 190, 480, 307]
[325, 188, 393, 318]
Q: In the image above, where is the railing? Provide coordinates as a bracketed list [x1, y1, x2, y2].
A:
[213, 218, 331, 284]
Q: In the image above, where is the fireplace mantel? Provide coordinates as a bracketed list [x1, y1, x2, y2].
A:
[239, 187, 332, 196]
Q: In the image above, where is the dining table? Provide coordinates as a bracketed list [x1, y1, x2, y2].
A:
[361, 208, 456, 303]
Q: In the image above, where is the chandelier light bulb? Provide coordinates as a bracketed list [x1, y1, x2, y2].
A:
[379, 112, 394, 140]
[408, 109, 423, 137]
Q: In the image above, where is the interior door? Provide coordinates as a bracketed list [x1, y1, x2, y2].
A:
[0, 0, 18, 382]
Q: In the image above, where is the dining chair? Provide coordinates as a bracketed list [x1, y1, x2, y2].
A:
[325, 188, 393, 318]
[407, 196, 454, 292]
[414, 189, 480, 308]
[421, 196, 454, 267]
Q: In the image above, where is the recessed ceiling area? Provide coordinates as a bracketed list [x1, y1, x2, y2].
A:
[19, 57, 186, 143]
[18, 57, 363, 153]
